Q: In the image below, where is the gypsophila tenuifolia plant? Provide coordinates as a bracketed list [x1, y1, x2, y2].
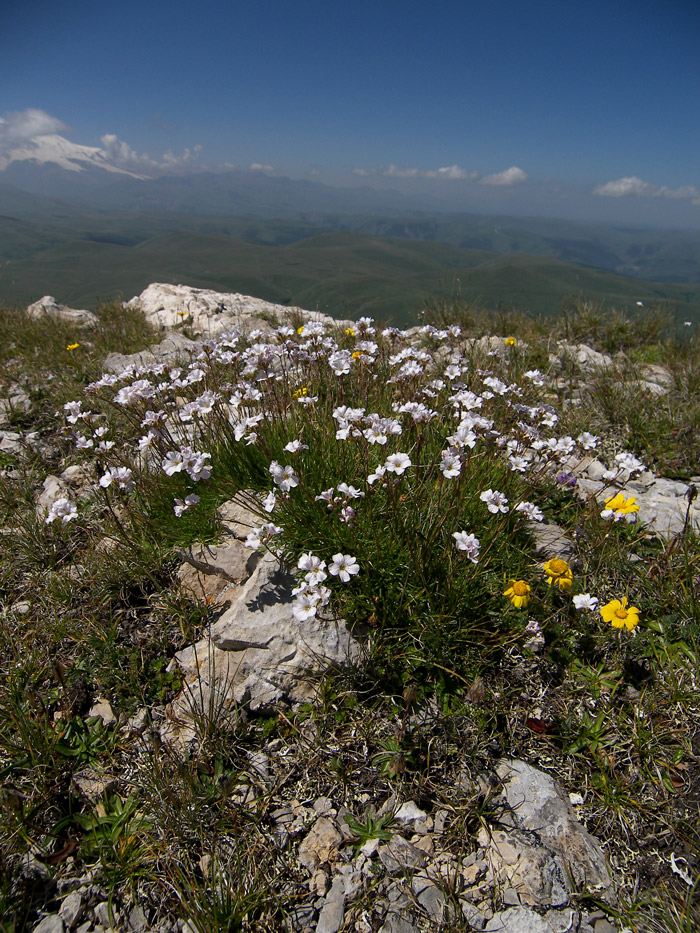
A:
[50, 313, 669, 692]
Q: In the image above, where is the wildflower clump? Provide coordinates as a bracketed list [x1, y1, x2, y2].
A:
[55, 310, 654, 687]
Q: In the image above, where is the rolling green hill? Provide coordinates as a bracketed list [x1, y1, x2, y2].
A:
[1, 207, 699, 325]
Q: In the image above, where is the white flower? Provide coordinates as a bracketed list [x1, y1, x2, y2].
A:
[384, 452, 412, 475]
[328, 350, 352, 375]
[162, 451, 184, 475]
[99, 467, 134, 490]
[483, 376, 508, 395]
[284, 439, 308, 454]
[452, 531, 480, 563]
[447, 423, 477, 449]
[573, 593, 599, 611]
[298, 553, 327, 585]
[367, 465, 386, 485]
[113, 379, 156, 406]
[615, 452, 645, 474]
[337, 482, 365, 499]
[525, 619, 541, 634]
[552, 436, 576, 456]
[63, 401, 83, 424]
[292, 591, 321, 621]
[269, 460, 299, 492]
[181, 448, 212, 482]
[262, 490, 277, 513]
[480, 489, 509, 514]
[45, 497, 77, 524]
[578, 432, 600, 450]
[244, 523, 283, 549]
[339, 505, 356, 525]
[440, 450, 462, 478]
[508, 455, 529, 473]
[193, 390, 219, 414]
[328, 553, 360, 582]
[315, 487, 335, 506]
[515, 501, 544, 522]
[174, 494, 200, 517]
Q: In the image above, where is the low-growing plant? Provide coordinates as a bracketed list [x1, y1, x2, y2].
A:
[1, 296, 699, 930]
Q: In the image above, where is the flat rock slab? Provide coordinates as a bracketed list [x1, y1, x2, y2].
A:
[494, 759, 614, 902]
[177, 539, 260, 605]
[481, 828, 570, 908]
[576, 475, 699, 539]
[102, 332, 198, 373]
[484, 906, 579, 933]
[165, 551, 360, 745]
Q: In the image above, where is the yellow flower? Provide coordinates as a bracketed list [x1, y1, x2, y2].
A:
[600, 596, 640, 631]
[543, 558, 573, 591]
[352, 350, 363, 360]
[297, 325, 305, 335]
[504, 580, 531, 609]
[505, 336, 517, 347]
[345, 327, 355, 336]
[66, 343, 80, 351]
[292, 386, 308, 399]
[603, 493, 640, 517]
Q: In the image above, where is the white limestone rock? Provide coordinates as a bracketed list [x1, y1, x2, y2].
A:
[176, 539, 260, 606]
[576, 474, 699, 539]
[102, 331, 197, 374]
[164, 551, 361, 745]
[558, 342, 613, 371]
[298, 816, 343, 871]
[26, 296, 97, 327]
[126, 283, 350, 336]
[484, 906, 579, 933]
[494, 759, 614, 903]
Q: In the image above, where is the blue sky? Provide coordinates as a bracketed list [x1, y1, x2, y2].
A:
[2, 0, 700, 225]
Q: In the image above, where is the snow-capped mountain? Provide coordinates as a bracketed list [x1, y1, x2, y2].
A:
[0, 134, 147, 178]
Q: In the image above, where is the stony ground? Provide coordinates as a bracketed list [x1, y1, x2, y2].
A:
[1, 287, 698, 933]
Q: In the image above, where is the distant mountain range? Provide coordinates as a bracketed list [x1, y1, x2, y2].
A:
[0, 132, 413, 213]
[1, 134, 699, 322]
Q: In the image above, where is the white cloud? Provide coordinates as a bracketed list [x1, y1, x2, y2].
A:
[592, 176, 654, 197]
[101, 134, 203, 173]
[0, 108, 69, 152]
[386, 164, 421, 178]
[480, 166, 528, 186]
[353, 163, 476, 181]
[425, 165, 478, 180]
[593, 175, 700, 206]
[250, 162, 274, 172]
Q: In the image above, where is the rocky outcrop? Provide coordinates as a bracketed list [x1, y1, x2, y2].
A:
[26, 295, 97, 327]
[125, 282, 351, 336]
[165, 544, 361, 745]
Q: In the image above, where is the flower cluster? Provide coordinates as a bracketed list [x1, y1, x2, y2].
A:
[62, 306, 650, 662]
